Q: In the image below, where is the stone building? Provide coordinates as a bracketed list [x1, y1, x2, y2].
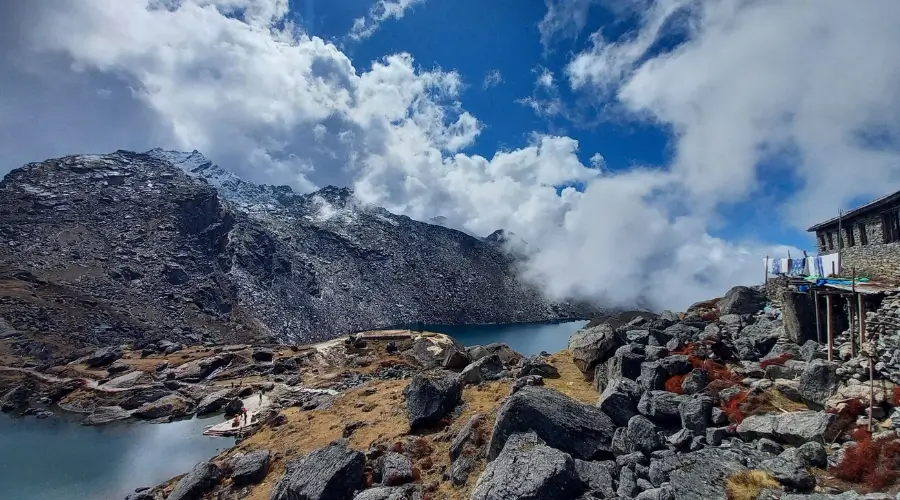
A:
[807, 189, 900, 279]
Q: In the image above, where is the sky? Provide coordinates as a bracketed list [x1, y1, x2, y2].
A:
[2, 0, 900, 311]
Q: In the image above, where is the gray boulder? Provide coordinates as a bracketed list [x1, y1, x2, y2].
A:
[472, 433, 582, 500]
[617, 465, 640, 498]
[736, 411, 839, 445]
[404, 371, 462, 431]
[82, 346, 124, 367]
[196, 389, 233, 415]
[167, 461, 222, 500]
[373, 452, 414, 486]
[1, 385, 31, 412]
[224, 398, 244, 417]
[760, 456, 816, 492]
[717, 286, 766, 315]
[679, 395, 713, 434]
[798, 359, 840, 407]
[119, 387, 172, 410]
[442, 343, 470, 370]
[488, 386, 616, 461]
[648, 448, 765, 499]
[450, 414, 486, 461]
[353, 485, 423, 500]
[568, 324, 622, 378]
[779, 442, 827, 469]
[252, 349, 274, 362]
[799, 340, 823, 362]
[614, 415, 664, 455]
[637, 391, 685, 426]
[680, 369, 708, 395]
[459, 355, 505, 385]
[733, 321, 781, 361]
[597, 378, 641, 426]
[573, 459, 615, 498]
[132, 394, 194, 420]
[658, 355, 692, 376]
[594, 344, 645, 392]
[231, 449, 270, 486]
[518, 357, 559, 378]
[781, 291, 818, 345]
[82, 405, 132, 426]
[270, 439, 365, 500]
[637, 361, 669, 392]
[509, 374, 544, 395]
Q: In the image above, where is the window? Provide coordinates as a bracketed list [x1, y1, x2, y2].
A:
[845, 226, 855, 247]
[859, 223, 868, 245]
[818, 233, 827, 250]
[883, 210, 900, 243]
[827, 232, 834, 250]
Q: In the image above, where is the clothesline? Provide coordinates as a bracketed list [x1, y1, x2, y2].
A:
[763, 254, 858, 280]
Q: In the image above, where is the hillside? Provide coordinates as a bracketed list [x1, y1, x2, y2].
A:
[0, 149, 595, 360]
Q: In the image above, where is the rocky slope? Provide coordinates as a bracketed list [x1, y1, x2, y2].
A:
[0, 149, 596, 356]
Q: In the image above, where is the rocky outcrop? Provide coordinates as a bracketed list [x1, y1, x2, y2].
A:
[568, 324, 622, 378]
[404, 371, 462, 431]
[270, 440, 365, 500]
[82, 405, 132, 426]
[736, 411, 839, 445]
[798, 359, 840, 407]
[230, 449, 271, 486]
[471, 433, 582, 500]
[167, 461, 222, 500]
[1, 384, 31, 412]
[716, 286, 766, 315]
[487, 386, 616, 461]
[132, 394, 195, 420]
[0, 150, 598, 351]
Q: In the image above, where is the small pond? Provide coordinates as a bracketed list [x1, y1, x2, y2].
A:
[0, 412, 234, 500]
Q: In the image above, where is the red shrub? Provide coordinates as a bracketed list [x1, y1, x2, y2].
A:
[701, 359, 741, 384]
[671, 343, 701, 356]
[892, 387, 900, 406]
[687, 355, 704, 369]
[722, 390, 748, 424]
[706, 379, 739, 398]
[830, 433, 900, 491]
[760, 353, 793, 369]
[665, 374, 687, 394]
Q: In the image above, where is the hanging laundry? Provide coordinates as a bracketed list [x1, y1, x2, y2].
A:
[814, 256, 825, 277]
[771, 258, 782, 275]
[819, 253, 840, 277]
[789, 258, 806, 276]
[779, 258, 790, 275]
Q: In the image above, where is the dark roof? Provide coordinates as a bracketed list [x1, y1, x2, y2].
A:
[807, 188, 900, 232]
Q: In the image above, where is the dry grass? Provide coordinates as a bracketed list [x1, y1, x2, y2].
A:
[542, 350, 598, 404]
[725, 470, 780, 500]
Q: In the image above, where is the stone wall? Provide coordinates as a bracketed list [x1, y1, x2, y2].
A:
[814, 210, 900, 279]
[868, 292, 900, 383]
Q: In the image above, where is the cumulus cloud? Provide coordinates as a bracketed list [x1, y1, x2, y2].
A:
[349, 0, 426, 41]
[1, 0, 821, 312]
[567, 0, 900, 229]
[482, 69, 503, 89]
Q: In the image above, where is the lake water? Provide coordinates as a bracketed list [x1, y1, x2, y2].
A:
[422, 321, 588, 357]
[0, 412, 234, 500]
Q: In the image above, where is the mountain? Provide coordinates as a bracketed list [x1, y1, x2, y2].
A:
[0, 149, 598, 356]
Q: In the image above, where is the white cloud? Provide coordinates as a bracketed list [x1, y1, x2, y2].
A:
[1, 0, 811, 313]
[536, 66, 555, 90]
[349, 0, 425, 41]
[567, 0, 900, 229]
[482, 69, 503, 89]
[538, 0, 600, 51]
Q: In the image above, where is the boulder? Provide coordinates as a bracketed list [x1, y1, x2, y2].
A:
[594, 344, 645, 392]
[779, 442, 827, 469]
[167, 461, 222, 500]
[597, 378, 641, 427]
[717, 286, 766, 315]
[648, 448, 765, 499]
[798, 359, 840, 407]
[488, 386, 616, 461]
[404, 371, 462, 431]
[82, 405, 132, 426]
[442, 344, 470, 370]
[679, 395, 713, 434]
[196, 389, 233, 415]
[781, 291, 819, 345]
[450, 414, 486, 461]
[106, 361, 131, 375]
[568, 324, 622, 378]
[373, 452, 414, 486]
[119, 387, 172, 410]
[271, 439, 365, 500]
[224, 398, 244, 417]
[252, 349, 274, 362]
[759, 456, 816, 492]
[467, 345, 490, 361]
[617, 465, 640, 498]
[459, 355, 505, 385]
[1, 385, 31, 412]
[736, 411, 839, 445]
[637, 391, 685, 426]
[509, 374, 544, 395]
[573, 459, 615, 498]
[658, 355, 692, 376]
[638, 361, 669, 392]
[158, 340, 183, 355]
[613, 415, 664, 456]
[799, 340, 823, 362]
[472, 433, 582, 500]
[104, 371, 149, 389]
[483, 343, 523, 365]
[680, 369, 708, 395]
[273, 357, 299, 374]
[517, 357, 559, 378]
[133, 394, 194, 420]
[451, 455, 476, 487]
[353, 485, 423, 500]
[407, 336, 465, 369]
[231, 449, 271, 486]
[733, 322, 781, 361]
[172, 355, 232, 382]
[82, 346, 124, 368]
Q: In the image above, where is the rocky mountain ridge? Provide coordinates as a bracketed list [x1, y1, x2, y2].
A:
[0, 149, 598, 357]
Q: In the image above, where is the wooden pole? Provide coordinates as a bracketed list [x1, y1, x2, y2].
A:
[869, 355, 875, 432]
[837, 209, 843, 274]
[849, 297, 856, 358]
[826, 294, 834, 361]
[814, 290, 823, 344]
[859, 293, 867, 344]
[764, 255, 769, 286]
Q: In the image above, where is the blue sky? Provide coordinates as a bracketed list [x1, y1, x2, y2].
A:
[3, 0, 900, 308]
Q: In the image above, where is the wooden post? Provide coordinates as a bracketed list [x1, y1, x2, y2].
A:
[869, 355, 875, 432]
[764, 255, 769, 286]
[837, 209, 843, 274]
[849, 297, 856, 358]
[859, 293, 867, 344]
[826, 294, 834, 361]
[814, 290, 823, 344]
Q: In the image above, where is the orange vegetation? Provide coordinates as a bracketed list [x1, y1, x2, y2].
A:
[830, 431, 900, 491]
[760, 353, 793, 369]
